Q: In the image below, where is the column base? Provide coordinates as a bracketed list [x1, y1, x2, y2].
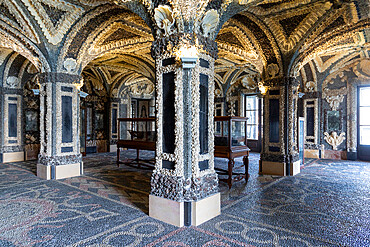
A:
[37, 162, 83, 180]
[347, 151, 357, 161]
[1, 151, 24, 163]
[304, 149, 320, 158]
[322, 150, 347, 160]
[260, 160, 300, 176]
[149, 193, 221, 227]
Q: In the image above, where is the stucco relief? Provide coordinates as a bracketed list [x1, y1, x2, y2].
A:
[154, 5, 176, 37]
[5, 77, 19, 88]
[324, 132, 345, 151]
[199, 9, 219, 38]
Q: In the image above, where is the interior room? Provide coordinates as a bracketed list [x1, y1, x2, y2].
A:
[0, 0, 369, 246]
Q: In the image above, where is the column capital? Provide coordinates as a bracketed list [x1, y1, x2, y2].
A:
[262, 76, 300, 88]
[151, 33, 218, 60]
[39, 72, 82, 84]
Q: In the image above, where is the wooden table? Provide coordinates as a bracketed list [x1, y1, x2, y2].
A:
[117, 117, 250, 188]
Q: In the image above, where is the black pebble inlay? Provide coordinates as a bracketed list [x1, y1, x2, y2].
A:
[269, 99, 279, 143]
[62, 96, 73, 143]
[162, 160, 175, 170]
[199, 74, 209, 154]
[162, 72, 175, 154]
[162, 57, 176, 66]
[8, 103, 17, 138]
[306, 107, 315, 137]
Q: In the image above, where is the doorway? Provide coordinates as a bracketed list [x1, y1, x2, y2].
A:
[358, 86, 370, 161]
[244, 94, 263, 152]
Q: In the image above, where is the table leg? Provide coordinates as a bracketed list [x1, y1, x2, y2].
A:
[227, 159, 234, 189]
[243, 155, 250, 182]
[137, 149, 141, 168]
[117, 147, 120, 167]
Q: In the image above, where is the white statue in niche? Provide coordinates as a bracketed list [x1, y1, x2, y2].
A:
[154, 5, 175, 37]
[64, 58, 77, 74]
[324, 131, 345, 150]
[200, 9, 219, 38]
[305, 81, 316, 92]
[267, 63, 279, 78]
[6, 76, 19, 88]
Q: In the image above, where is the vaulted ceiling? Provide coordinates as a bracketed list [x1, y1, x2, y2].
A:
[0, 0, 369, 93]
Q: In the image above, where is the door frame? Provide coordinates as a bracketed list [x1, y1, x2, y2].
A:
[244, 94, 263, 152]
[357, 85, 370, 161]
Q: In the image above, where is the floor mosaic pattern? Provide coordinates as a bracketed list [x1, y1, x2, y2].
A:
[1, 150, 369, 246]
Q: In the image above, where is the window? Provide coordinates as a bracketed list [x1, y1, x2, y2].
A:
[359, 87, 370, 145]
[215, 103, 223, 135]
[245, 95, 259, 140]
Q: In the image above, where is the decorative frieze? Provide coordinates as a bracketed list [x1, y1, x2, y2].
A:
[151, 33, 218, 60]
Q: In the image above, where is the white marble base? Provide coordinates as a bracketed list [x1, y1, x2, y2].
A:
[260, 161, 300, 176]
[290, 160, 301, 176]
[192, 193, 221, 226]
[304, 149, 320, 158]
[2, 151, 24, 163]
[149, 193, 221, 227]
[37, 162, 83, 180]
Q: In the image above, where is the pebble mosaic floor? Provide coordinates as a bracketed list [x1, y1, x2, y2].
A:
[0, 150, 369, 246]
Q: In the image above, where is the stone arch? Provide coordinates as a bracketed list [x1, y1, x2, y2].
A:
[1, 51, 40, 89]
[0, 30, 49, 72]
[216, 10, 283, 81]
[288, 18, 370, 78]
[58, 4, 154, 75]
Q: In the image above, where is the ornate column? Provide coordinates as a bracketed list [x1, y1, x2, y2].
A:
[37, 73, 83, 180]
[0, 78, 24, 163]
[149, 34, 220, 227]
[259, 77, 300, 176]
[109, 97, 120, 152]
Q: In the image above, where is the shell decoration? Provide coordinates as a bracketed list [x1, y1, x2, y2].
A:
[201, 10, 219, 38]
[154, 5, 175, 37]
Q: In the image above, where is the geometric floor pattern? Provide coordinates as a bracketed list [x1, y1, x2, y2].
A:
[1, 150, 369, 246]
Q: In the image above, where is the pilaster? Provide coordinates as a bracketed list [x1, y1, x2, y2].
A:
[260, 77, 300, 176]
[149, 34, 220, 227]
[0, 83, 24, 163]
[37, 73, 83, 179]
[109, 97, 120, 153]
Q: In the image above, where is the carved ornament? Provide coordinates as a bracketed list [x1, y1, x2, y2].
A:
[324, 132, 345, 150]
[323, 87, 347, 111]
[200, 9, 219, 38]
[154, 5, 176, 38]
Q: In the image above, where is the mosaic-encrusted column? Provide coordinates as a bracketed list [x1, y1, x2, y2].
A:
[149, 34, 220, 227]
[0, 85, 24, 163]
[260, 77, 300, 176]
[109, 98, 120, 152]
[37, 73, 83, 180]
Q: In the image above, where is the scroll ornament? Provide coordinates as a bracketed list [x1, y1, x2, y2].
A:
[324, 132, 345, 150]
[200, 10, 219, 38]
[326, 95, 344, 111]
[154, 5, 176, 37]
